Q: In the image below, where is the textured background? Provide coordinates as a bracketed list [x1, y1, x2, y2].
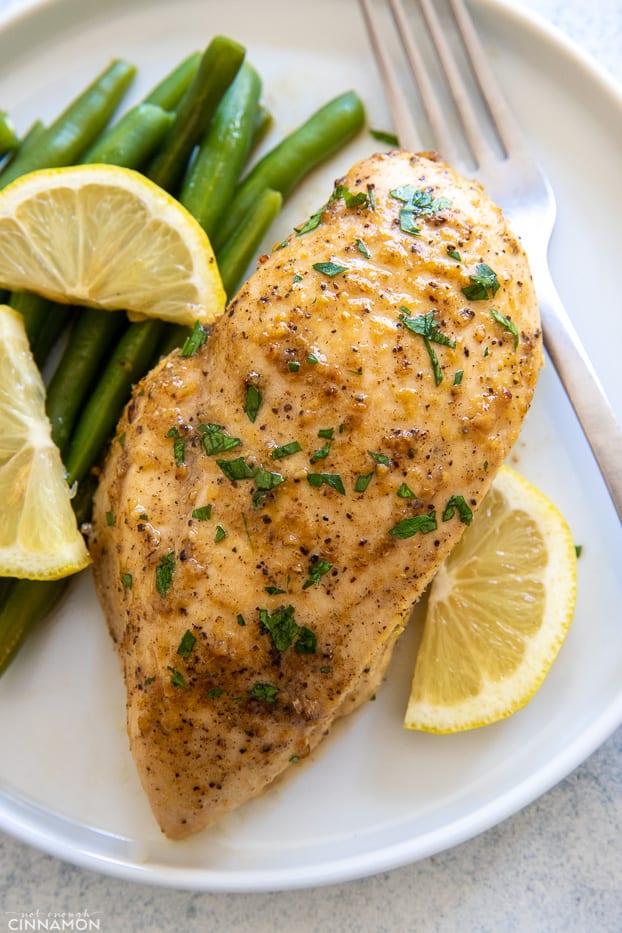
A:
[0, 1, 620, 930]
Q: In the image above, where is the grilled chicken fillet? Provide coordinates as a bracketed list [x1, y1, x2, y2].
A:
[90, 151, 543, 839]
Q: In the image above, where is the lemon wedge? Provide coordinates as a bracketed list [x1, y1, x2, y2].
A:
[0, 304, 91, 580]
[0, 165, 225, 327]
[405, 465, 577, 733]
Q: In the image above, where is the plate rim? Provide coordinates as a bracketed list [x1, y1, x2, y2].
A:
[0, 0, 620, 892]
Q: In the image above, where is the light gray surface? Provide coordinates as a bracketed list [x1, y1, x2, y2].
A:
[0, 0, 621, 930]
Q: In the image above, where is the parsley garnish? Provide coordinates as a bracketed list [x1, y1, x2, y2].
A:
[259, 605, 300, 651]
[491, 308, 519, 348]
[307, 472, 346, 495]
[156, 552, 175, 597]
[167, 666, 190, 690]
[121, 572, 133, 589]
[167, 664, 190, 690]
[318, 427, 334, 439]
[199, 423, 242, 456]
[333, 184, 369, 209]
[105, 511, 115, 526]
[313, 261, 348, 277]
[442, 495, 473, 525]
[397, 482, 417, 499]
[398, 308, 456, 386]
[271, 441, 302, 460]
[265, 585, 287, 595]
[575, 545, 583, 558]
[390, 186, 452, 235]
[177, 629, 196, 658]
[447, 247, 461, 261]
[369, 451, 390, 466]
[216, 457, 255, 481]
[252, 468, 285, 507]
[367, 184, 376, 211]
[288, 361, 300, 372]
[295, 626, 317, 654]
[307, 353, 319, 364]
[192, 505, 212, 521]
[389, 512, 438, 538]
[370, 127, 399, 146]
[310, 440, 331, 463]
[237, 613, 247, 626]
[295, 205, 326, 236]
[214, 525, 227, 542]
[248, 682, 280, 704]
[165, 426, 185, 466]
[244, 383, 262, 423]
[355, 472, 374, 493]
[302, 558, 333, 589]
[462, 263, 500, 300]
[453, 370, 464, 386]
[207, 687, 223, 699]
[179, 321, 207, 357]
[356, 238, 370, 258]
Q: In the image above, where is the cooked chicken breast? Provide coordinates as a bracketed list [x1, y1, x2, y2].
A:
[90, 151, 543, 839]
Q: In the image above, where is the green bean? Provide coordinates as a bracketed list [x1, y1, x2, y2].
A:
[0, 111, 18, 156]
[147, 35, 245, 194]
[0, 578, 69, 675]
[8, 292, 70, 367]
[82, 102, 173, 167]
[63, 319, 164, 486]
[46, 309, 127, 452]
[144, 52, 201, 111]
[213, 90, 365, 249]
[218, 187, 282, 297]
[180, 61, 261, 238]
[248, 104, 273, 158]
[0, 59, 136, 189]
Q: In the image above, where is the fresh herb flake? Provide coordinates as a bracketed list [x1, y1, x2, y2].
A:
[288, 361, 300, 372]
[165, 426, 185, 466]
[354, 472, 374, 493]
[252, 468, 285, 508]
[214, 525, 227, 542]
[442, 495, 473, 525]
[191, 505, 212, 521]
[177, 629, 196, 658]
[265, 585, 287, 595]
[356, 237, 370, 258]
[207, 687, 223, 699]
[397, 482, 417, 499]
[491, 308, 519, 349]
[295, 626, 317, 654]
[307, 472, 346, 495]
[248, 682, 280, 704]
[180, 320, 207, 357]
[121, 572, 133, 589]
[216, 457, 255, 482]
[259, 605, 299, 651]
[462, 263, 500, 301]
[105, 511, 115, 527]
[156, 551, 175, 597]
[313, 261, 348, 277]
[370, 127, 399, 146]
[307, 353, 319, 364]
[369, 450, 390, 466]
[447, 247, 461, 261]
[271, 440, 302, 460]
[302, 558, 333, 590]
[237, 613, 247, 626]
[453, 370, 464, 385]
[318, 427, 335, 440]
[310, 441, 331, 463]
[575, 544, 583, 558]
[199, 423, 242, 456]
[389, 512, 438, 538]
[398, 308, 455, 386]
[244, 384, 262, 423]
[167, 666, 190, 690]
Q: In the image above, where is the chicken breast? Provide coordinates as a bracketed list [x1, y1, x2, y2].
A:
[90, 151, 543, 839]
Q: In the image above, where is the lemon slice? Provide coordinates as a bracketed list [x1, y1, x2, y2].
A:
[405, 465, 577, 733]
[0, 165, 225, 327]
[0, 305, 91, 580]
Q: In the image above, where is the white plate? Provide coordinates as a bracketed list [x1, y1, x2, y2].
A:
[0, 0, 620, 893]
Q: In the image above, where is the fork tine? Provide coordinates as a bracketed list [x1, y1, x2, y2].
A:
[416, 0, 492, 167]
[359, 0, 422, 152]
[387, 0, 455, 158]
[449, 0, 524, 155]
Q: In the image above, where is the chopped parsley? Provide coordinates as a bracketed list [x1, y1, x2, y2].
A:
[491, 308, 519, 348]
[389, 512, 438, 538]
[318, 427, 334, 440]
[442, 495, 473, 525]
[155, 551, 175, 597]
[307, 353, 319, 364]
[179, 321, 207, 357]
[575, 545, 583, 558]
[462, 263, 500, 301]
[370, 127, 399, 146]
[356, 237, 370, 258]
[207, 687, 223, 699]
[302, 558, 333, 589]
[288, 361, 300, 372]
[105, 511, 115, 527]
[244, 383, 262, 423]
[310, 440, 331, 463]
[177, 629, 196, 658]
[214, 525, 227, 542]
[398, 308, 456, 386]
[453, 370, 464, 386]
[307, 472, 346, 495]
[295, 626, 317, 654]
[248, 682, 280, 704]
[167, 666, 190, 690]
[191, 505, 212, 521]
[447, 247, 461, 261]
[237, 613, 247, 626]
[390, 185, 452, 235]
[369, 450, 390, 466]
[252, 468, 285, 507]
[396, 482, 417, 499]
[121, 572, 133, 589]
[271, 440, 302, 460]
[259, 604, 299, 651]
[199, 423, 242, 456]
[216, 456, 255, 481]
[293, 273, 303, 283]
[313, 261, 348, 277]
[354, 472, 374, 493]
[165, 426, 185, 466]
[265, 584, 287, 595]
[332, 183, 369, 209]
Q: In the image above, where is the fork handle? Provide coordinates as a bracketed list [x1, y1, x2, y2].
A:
[534, 264, 622, 523]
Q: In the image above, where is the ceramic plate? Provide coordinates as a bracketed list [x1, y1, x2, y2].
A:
[0, 0, 620, 892]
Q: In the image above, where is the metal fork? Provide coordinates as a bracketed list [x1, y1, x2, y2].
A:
[359, 0, 622, 522]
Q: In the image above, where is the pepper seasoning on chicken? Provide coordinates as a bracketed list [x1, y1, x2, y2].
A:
[89, 151, 543, 839]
